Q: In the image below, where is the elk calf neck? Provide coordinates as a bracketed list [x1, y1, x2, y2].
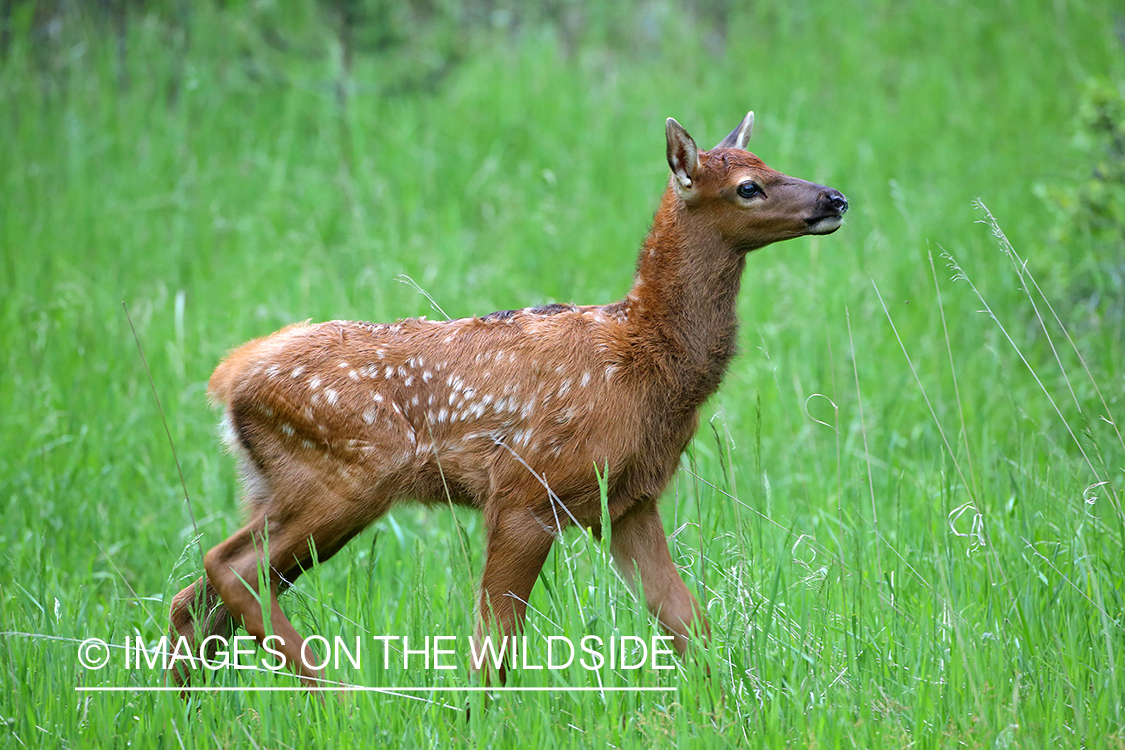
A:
[168, 111, 848, 687]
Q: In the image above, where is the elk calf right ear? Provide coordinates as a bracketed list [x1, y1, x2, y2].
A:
[665, 118, 699, 202]
[714, 111, 754, 151]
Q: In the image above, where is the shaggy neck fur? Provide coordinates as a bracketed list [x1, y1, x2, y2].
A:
[625, 186, 749, 410]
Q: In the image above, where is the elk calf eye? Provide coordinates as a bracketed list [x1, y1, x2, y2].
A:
[737, 181, 761, 199]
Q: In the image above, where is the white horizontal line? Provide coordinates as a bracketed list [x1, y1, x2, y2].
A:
[76, 686, 675, 693]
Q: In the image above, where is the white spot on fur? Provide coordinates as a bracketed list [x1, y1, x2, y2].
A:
[362, 408, 377, 425]
[605, 365, 617, 380]
[291, 366, 305, 378]
[302, 439, 315, 449]
[325, 388, 339, 406]
[580, 371, 591, 387]
[372, 392, 384, 403]
[348, 370, 360, 381]
[280, 423, 295, 436]
[423, 370, 433, 382]
[520, 397, 536, 419]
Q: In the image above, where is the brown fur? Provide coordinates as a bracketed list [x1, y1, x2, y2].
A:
[167, 113, 847, 688]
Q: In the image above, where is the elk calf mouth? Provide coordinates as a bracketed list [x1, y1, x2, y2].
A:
[806, 213, 846, 234]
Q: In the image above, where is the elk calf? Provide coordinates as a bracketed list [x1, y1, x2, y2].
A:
[168, 111, 847, 687]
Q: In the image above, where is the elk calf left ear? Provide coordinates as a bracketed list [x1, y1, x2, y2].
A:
[666, 118, 699, 201]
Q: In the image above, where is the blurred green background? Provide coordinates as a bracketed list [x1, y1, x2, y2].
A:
[1, 1, 1124, 747]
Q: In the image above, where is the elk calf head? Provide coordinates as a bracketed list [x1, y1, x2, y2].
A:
[667, 112, 848, 252]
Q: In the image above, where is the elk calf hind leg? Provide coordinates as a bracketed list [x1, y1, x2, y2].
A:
[167, 575, 235, 686]
[202, 505, 359, 686]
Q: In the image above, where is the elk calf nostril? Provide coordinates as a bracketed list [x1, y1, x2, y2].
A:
[827, 190, 849, 213]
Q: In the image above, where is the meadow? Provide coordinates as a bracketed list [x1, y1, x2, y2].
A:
[2, 0, 1124, 746]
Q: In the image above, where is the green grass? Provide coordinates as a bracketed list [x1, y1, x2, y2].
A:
[2, 1, 1124, 747]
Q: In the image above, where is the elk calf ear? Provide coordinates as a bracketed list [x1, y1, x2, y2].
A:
[714, 111, 754, 151]
[665, 118, 699, 201]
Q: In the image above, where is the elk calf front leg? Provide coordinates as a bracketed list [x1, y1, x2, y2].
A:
[610, 499, 708, 654]
[474, 506, 557, 682]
